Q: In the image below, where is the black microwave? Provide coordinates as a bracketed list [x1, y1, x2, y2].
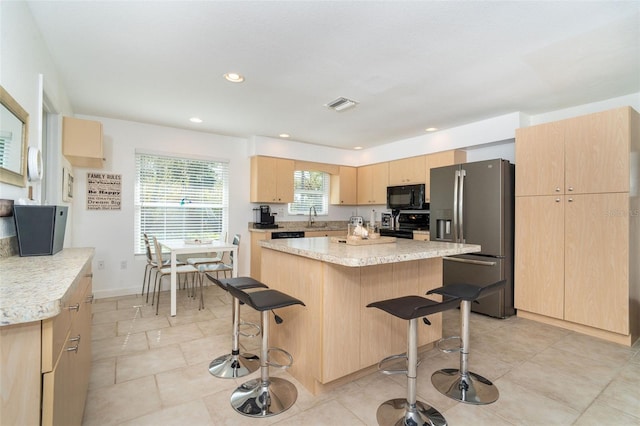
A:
[387, 184, 427, 210]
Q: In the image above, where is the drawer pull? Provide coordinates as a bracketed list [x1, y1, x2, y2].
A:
[85, 294, 94, 303]
[69, 334, 81, 343]
[68, 303, 80, 312]
[66, 345, 79, 353]
[85, 273, 94, 278]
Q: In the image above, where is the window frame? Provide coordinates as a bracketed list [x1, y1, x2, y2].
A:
[287, 169, 330, 216]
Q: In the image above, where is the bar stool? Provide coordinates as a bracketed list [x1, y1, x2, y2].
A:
[367, 294, 461, 426]
[427, 280, 507, 405]
[205, 275, 268, 378]
[225, 285, 305, 418]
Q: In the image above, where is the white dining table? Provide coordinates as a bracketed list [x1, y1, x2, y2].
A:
[158, 239, 238, 316]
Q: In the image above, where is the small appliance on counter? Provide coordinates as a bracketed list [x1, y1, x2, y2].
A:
[253, 205, 279, 229]
[380, 212, 392, 229]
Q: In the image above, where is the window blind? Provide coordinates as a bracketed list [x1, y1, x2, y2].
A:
[288, 170, 329, 215]
[134, 152, 229, 254]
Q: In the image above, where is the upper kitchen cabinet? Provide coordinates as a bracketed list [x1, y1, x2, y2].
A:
[62, 117, 104, 168]
[425, 150, 466, 202]
[516, 107, 634, 196]
[250, 156, 294, 203]
[330, 166, 357, 205]
[357, 162, 388, 205]
[388, 156, 426, 186]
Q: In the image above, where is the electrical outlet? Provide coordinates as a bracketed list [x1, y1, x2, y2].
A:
[120, 261, 127, 270]
[97, 260, 105, 270]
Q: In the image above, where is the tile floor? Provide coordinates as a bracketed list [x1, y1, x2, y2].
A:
[84, 281, 640, 425]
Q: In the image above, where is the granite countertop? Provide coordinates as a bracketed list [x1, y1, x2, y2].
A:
[248, 220, 348, 233]
[0, 248, 94, 326]
[259, 237, 480, 267]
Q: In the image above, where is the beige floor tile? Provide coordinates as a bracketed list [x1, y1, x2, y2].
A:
[91, 322, 117, 341]
[573, 399, 640, 425]
[147, 322, 204, 348]
[179, 333, 232, 366]
[83, 376, 161, 426]
[488, 377, 580, 425]
[93, 306, 144, 325]
[166, 308, 218, 326]
[116, 314, 171, 335]
[597, 375, 640, 418]
[119, 399, 215, 426]
[91, 299, 118, 313]
[272, 398, 367, 425]
[195, 317, 232, 337]
[529, 346, 621, 387]
[551, 333, 636, 366]
[155, 360, 240, 408]
[116, 344, 187, 383]
[88, 357, 116, 390]
[442, 401, 516, 426]
[92, 331, 149, 361]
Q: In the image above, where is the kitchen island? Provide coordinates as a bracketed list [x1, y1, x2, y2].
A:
[258, 237, 480, 395]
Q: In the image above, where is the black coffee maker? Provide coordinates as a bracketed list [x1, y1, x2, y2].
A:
[254, 205, 278, 229]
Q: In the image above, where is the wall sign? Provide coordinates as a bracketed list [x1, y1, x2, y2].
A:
[87, 172, 121, 210]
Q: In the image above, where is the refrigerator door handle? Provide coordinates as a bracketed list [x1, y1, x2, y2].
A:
[453, 170, 460, 242]
[443, 256, 497, 267]
[459, 169, 466, 243]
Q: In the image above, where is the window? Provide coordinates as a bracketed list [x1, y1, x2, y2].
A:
[288, 170, 329, 215]
[134, 152, 229, 254]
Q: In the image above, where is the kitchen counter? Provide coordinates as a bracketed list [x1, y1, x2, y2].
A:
[259, 237, 480, 267]
[248, 220, 348, 233]
[0, 248, 95, 326]
[259, 237, 480, 395]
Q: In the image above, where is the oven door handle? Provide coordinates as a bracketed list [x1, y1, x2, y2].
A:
[442, 256, 496, 267]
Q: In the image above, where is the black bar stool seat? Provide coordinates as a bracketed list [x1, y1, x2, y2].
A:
[427, 280, 507, 405]
[226, 285, 305, 418]
[205, 275, 268, 378]
[367, 294, 461, 426]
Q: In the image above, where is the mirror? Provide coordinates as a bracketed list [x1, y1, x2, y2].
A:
[0, 85, 29, 187]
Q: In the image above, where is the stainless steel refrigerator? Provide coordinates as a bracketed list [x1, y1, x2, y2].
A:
[430, 158, 515, 318]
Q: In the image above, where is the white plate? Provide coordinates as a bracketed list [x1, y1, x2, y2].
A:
[184, 239, 213, 245]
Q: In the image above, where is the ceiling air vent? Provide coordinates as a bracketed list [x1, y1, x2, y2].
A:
[324, 97, 359, 112]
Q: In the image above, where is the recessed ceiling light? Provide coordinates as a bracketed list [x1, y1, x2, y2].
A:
[190, 117, 203, 123]
[353, 146, 363, 150]
[224, 72, 245, 83]
[425, 127, 438, 132]
[279, 133, 290, 138]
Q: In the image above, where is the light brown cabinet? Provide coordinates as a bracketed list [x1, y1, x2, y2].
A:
[62, 116, 104, 168]
[413, 232, 430, 241]
[388, 156, 426, 186]
[42, 264, 93, 426]
[330, 166, 357, 205]
[425, 150, 466, 201]
[250, 156, 295, 203]
[357, 162, 388, 205]
[514, 106, 639, 345]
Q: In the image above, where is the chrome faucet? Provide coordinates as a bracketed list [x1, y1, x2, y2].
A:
[308, 206, 317, 227]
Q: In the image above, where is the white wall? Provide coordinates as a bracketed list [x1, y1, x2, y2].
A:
[70, 117, 251, 298]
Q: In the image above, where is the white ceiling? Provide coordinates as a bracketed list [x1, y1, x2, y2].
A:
[26, 1, 640, 150]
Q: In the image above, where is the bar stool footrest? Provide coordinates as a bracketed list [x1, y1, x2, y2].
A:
[436, 335, 462, 353]
[238, 320, 261, 338]
[266, 347, 294, 369]
[377, 353, 416, 375]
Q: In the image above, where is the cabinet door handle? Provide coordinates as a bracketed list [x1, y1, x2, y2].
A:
[68, 303, 80, 312]
[555, 198, 561, 202]
[85, 273, 93, 278]
[568, 187, 574, 192]
[85, 294, 94, 303]
[555, 187, 560, 192]
[66, 345, 79, 353]
[568, 198, 574, 202]
[69, 334, 81, 343]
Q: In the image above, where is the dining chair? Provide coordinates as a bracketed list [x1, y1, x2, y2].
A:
[196, 233, 240, 282]
[141, 233, 186, 302]
[185, 232, 228, 270]
[151, 236, 199, 314]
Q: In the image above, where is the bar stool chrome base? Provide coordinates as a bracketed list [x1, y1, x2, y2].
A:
[230, 377, 298, 417]
[431, 368, 499, 405]
[377, 398, 447, 426]
[208, 351, 260, 379]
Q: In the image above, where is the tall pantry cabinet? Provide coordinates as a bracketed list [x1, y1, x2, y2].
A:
[514, 106, 639, 346]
